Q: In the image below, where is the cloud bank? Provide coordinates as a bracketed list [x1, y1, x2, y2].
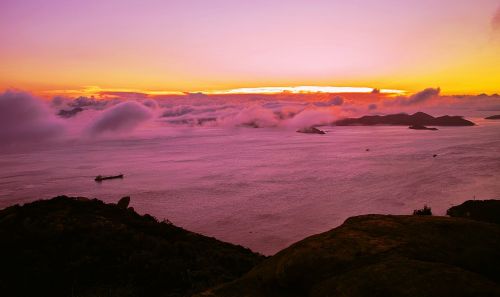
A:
[0, 91, 64, 146]
[390, 88, 441, 106]
[1, 88, 499, 149]
[87, 101, 153, 135]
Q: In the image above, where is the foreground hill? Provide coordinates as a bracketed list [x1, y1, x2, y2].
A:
[335, 112, 475, 126]
[447, 199, 500, 225]
[0, 196, 264, 297]
[202, 214, 500, 297]
[2, 196, 500, 297]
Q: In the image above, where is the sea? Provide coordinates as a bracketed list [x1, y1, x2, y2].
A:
[1, 119, 499, 255]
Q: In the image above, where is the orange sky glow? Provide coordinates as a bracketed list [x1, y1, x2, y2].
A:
[1, 0, 499, 97]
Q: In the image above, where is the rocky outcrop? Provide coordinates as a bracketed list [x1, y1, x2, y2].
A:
[335, 112, 475, 126]
[117, 196, 130, 209]
[296, 127, 326, 134]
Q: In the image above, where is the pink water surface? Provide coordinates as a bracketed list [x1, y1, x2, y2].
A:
[1, 121, 500, 255]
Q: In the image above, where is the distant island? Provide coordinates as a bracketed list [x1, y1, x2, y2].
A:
[57, 107, 84, 118]
[335, 112, 475, 127]
[1, 196, 499, 297]
[485, 115, 500, 120]
[296, 127, 326, 134]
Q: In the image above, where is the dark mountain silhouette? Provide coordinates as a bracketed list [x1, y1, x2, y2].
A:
[0, 196, 264, 297]
[335, 112, 475, 126]
[2, 197, 500, 297]
[485, 115, 500, 120]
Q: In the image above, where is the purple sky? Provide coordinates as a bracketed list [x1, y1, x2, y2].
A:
[1, 0, 499, 94]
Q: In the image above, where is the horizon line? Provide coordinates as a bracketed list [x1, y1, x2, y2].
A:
[4, 85, 498, 99]
[36, 85, 405, 98]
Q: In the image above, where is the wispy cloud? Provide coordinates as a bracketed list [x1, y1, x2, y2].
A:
[3, 88, 500, 149]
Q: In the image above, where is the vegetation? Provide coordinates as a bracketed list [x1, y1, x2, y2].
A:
[201, 214, 500, 297]
[2, 196, 500, 297]
[0, 196, 264, 297]
[413, 205, 432, 216]
[447, 200, 500, 224]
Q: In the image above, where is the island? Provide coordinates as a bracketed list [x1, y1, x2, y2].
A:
[296, 127, 326, 134]
[485, 115, 500, 120]
[57, 107, 84, 118]
[335, 112, 475, 126]
[409, 124, 438, 131]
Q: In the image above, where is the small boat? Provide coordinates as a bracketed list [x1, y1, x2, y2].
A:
[95, 174, 124, 182]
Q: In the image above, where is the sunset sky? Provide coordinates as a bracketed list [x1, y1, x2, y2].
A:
[1, 0, 500, 96]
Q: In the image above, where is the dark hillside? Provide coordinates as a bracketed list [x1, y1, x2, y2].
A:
[201, 214, 500, 297]
[0, 196, 264, 297]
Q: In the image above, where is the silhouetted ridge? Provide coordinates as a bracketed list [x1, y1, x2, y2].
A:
[335, 112, 475, 126]
[0, 196, 264, 297]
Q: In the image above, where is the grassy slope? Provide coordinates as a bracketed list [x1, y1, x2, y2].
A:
[201, 214, 500, 297]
